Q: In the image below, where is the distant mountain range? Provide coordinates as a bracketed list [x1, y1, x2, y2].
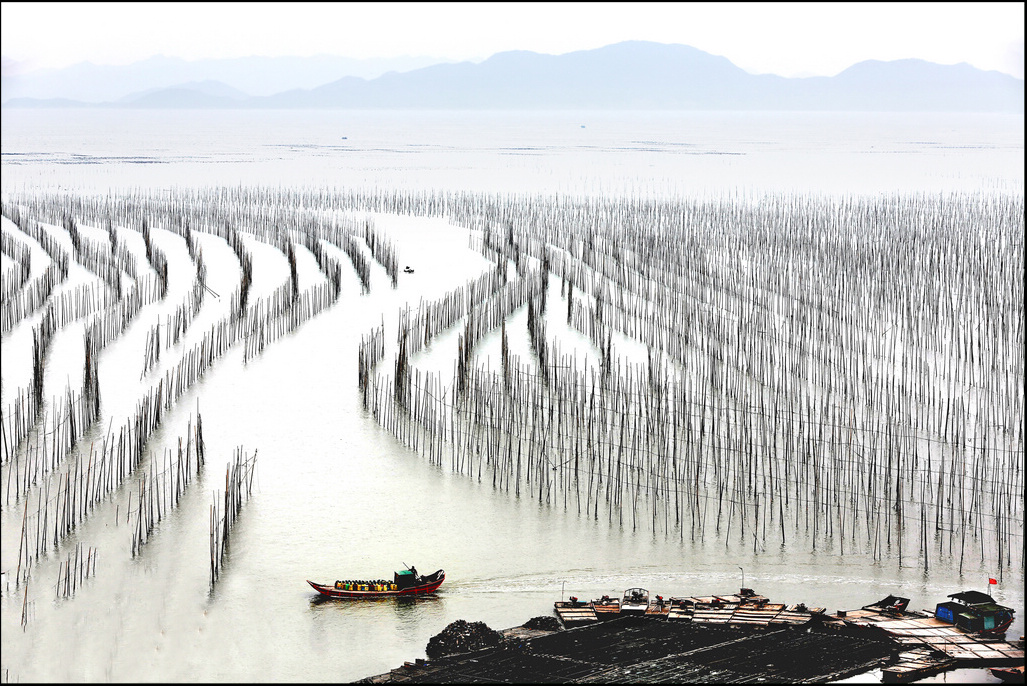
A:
[3, 42, 1022, 111]
[0, 53, 454, 102]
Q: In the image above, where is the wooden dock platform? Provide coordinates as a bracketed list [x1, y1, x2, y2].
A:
[838, 604, 1024, 668]
[666, 598, 693, 621]
[553, 588, 1023, 682]
[365, 590, 1022, 684]
[881, 647, 957, 683]
[602, 593, 829, 627]
[554, 600, 598, 627]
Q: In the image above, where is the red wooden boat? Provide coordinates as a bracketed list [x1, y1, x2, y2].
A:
[990, 665, 1024, 683]
[307, 566, 444, 599]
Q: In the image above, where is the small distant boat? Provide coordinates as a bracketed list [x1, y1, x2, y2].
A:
[621, 587, 649, 615]
[307, 566, 444, 599]
[403, 266, 415, 274]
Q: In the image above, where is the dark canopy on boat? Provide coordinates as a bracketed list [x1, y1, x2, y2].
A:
[949, 591, 995, 605]
[868, 595, 910, 612]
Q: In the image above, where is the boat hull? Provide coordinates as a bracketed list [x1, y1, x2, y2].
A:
[990, 666, 1025, 683]
[307, 571, 444, 599]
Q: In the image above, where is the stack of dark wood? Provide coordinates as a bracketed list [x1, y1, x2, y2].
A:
[425, 620, 503, 659]
[523, 616, 561, 631]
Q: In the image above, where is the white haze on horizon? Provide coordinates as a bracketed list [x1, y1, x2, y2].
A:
[1, 2, 1024, 79]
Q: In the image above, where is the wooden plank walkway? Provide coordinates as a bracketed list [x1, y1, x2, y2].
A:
[554, 601, 598, 627]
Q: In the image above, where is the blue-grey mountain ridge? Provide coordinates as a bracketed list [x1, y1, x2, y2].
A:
[2, 41, 1022, 111]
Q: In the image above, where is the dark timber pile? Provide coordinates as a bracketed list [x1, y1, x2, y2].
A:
[523, 616, 562, 631]
[425, 619, 504, 659]
[363, 616, 898, 684]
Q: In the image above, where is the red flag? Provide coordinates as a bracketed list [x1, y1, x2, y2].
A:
[989, 578, 998, 585]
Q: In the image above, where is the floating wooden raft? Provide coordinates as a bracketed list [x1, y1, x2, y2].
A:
[881, 647, 956, 683]
[690, 595, 720, 603]
[645, 601, 670, 617]
[592, 599, 621, 620]
[692, 602, 739, 624]
[732, 602, 787, 626]
[553, 601, 597, 627]
[773, 604, 822, 625]
[667, 598, 693, 621]
[842, 606, 1024, 670]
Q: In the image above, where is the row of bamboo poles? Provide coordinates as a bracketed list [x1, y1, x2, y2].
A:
[54, 542, 96, 600]
[4, 197, 340, 487]
[358, 189, 1021, 574]
[0, 226, 31, 302]
[140, 250, 206, 377]
[131, 416, 205, 556]
[1, 205, 159, 464]
[3, 187, 1021, 582]
[8, 403, 202, 588]
[0, 204, 69, 335]
[363, 219, 399, 287]
[0, 191, 356, 596]
[4, 268, 162, 482]
[209, 447, 257, 588]
[4, 334, 100, 506]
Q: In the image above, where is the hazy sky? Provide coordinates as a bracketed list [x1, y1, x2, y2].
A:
[2, 1, 1024, 78]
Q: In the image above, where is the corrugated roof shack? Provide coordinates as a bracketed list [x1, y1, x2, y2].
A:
[939, 591, 1015, 633]
[360, 616, 899, 683]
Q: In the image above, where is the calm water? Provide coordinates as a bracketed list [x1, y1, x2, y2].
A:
[0, 109, 1023, 682]
[1, 109, 1023, 195]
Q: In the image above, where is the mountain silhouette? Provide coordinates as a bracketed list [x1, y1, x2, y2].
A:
[3, 42, 1022, 111]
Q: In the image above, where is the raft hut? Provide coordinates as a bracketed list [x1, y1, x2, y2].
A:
[934, 591, 1015, 633]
